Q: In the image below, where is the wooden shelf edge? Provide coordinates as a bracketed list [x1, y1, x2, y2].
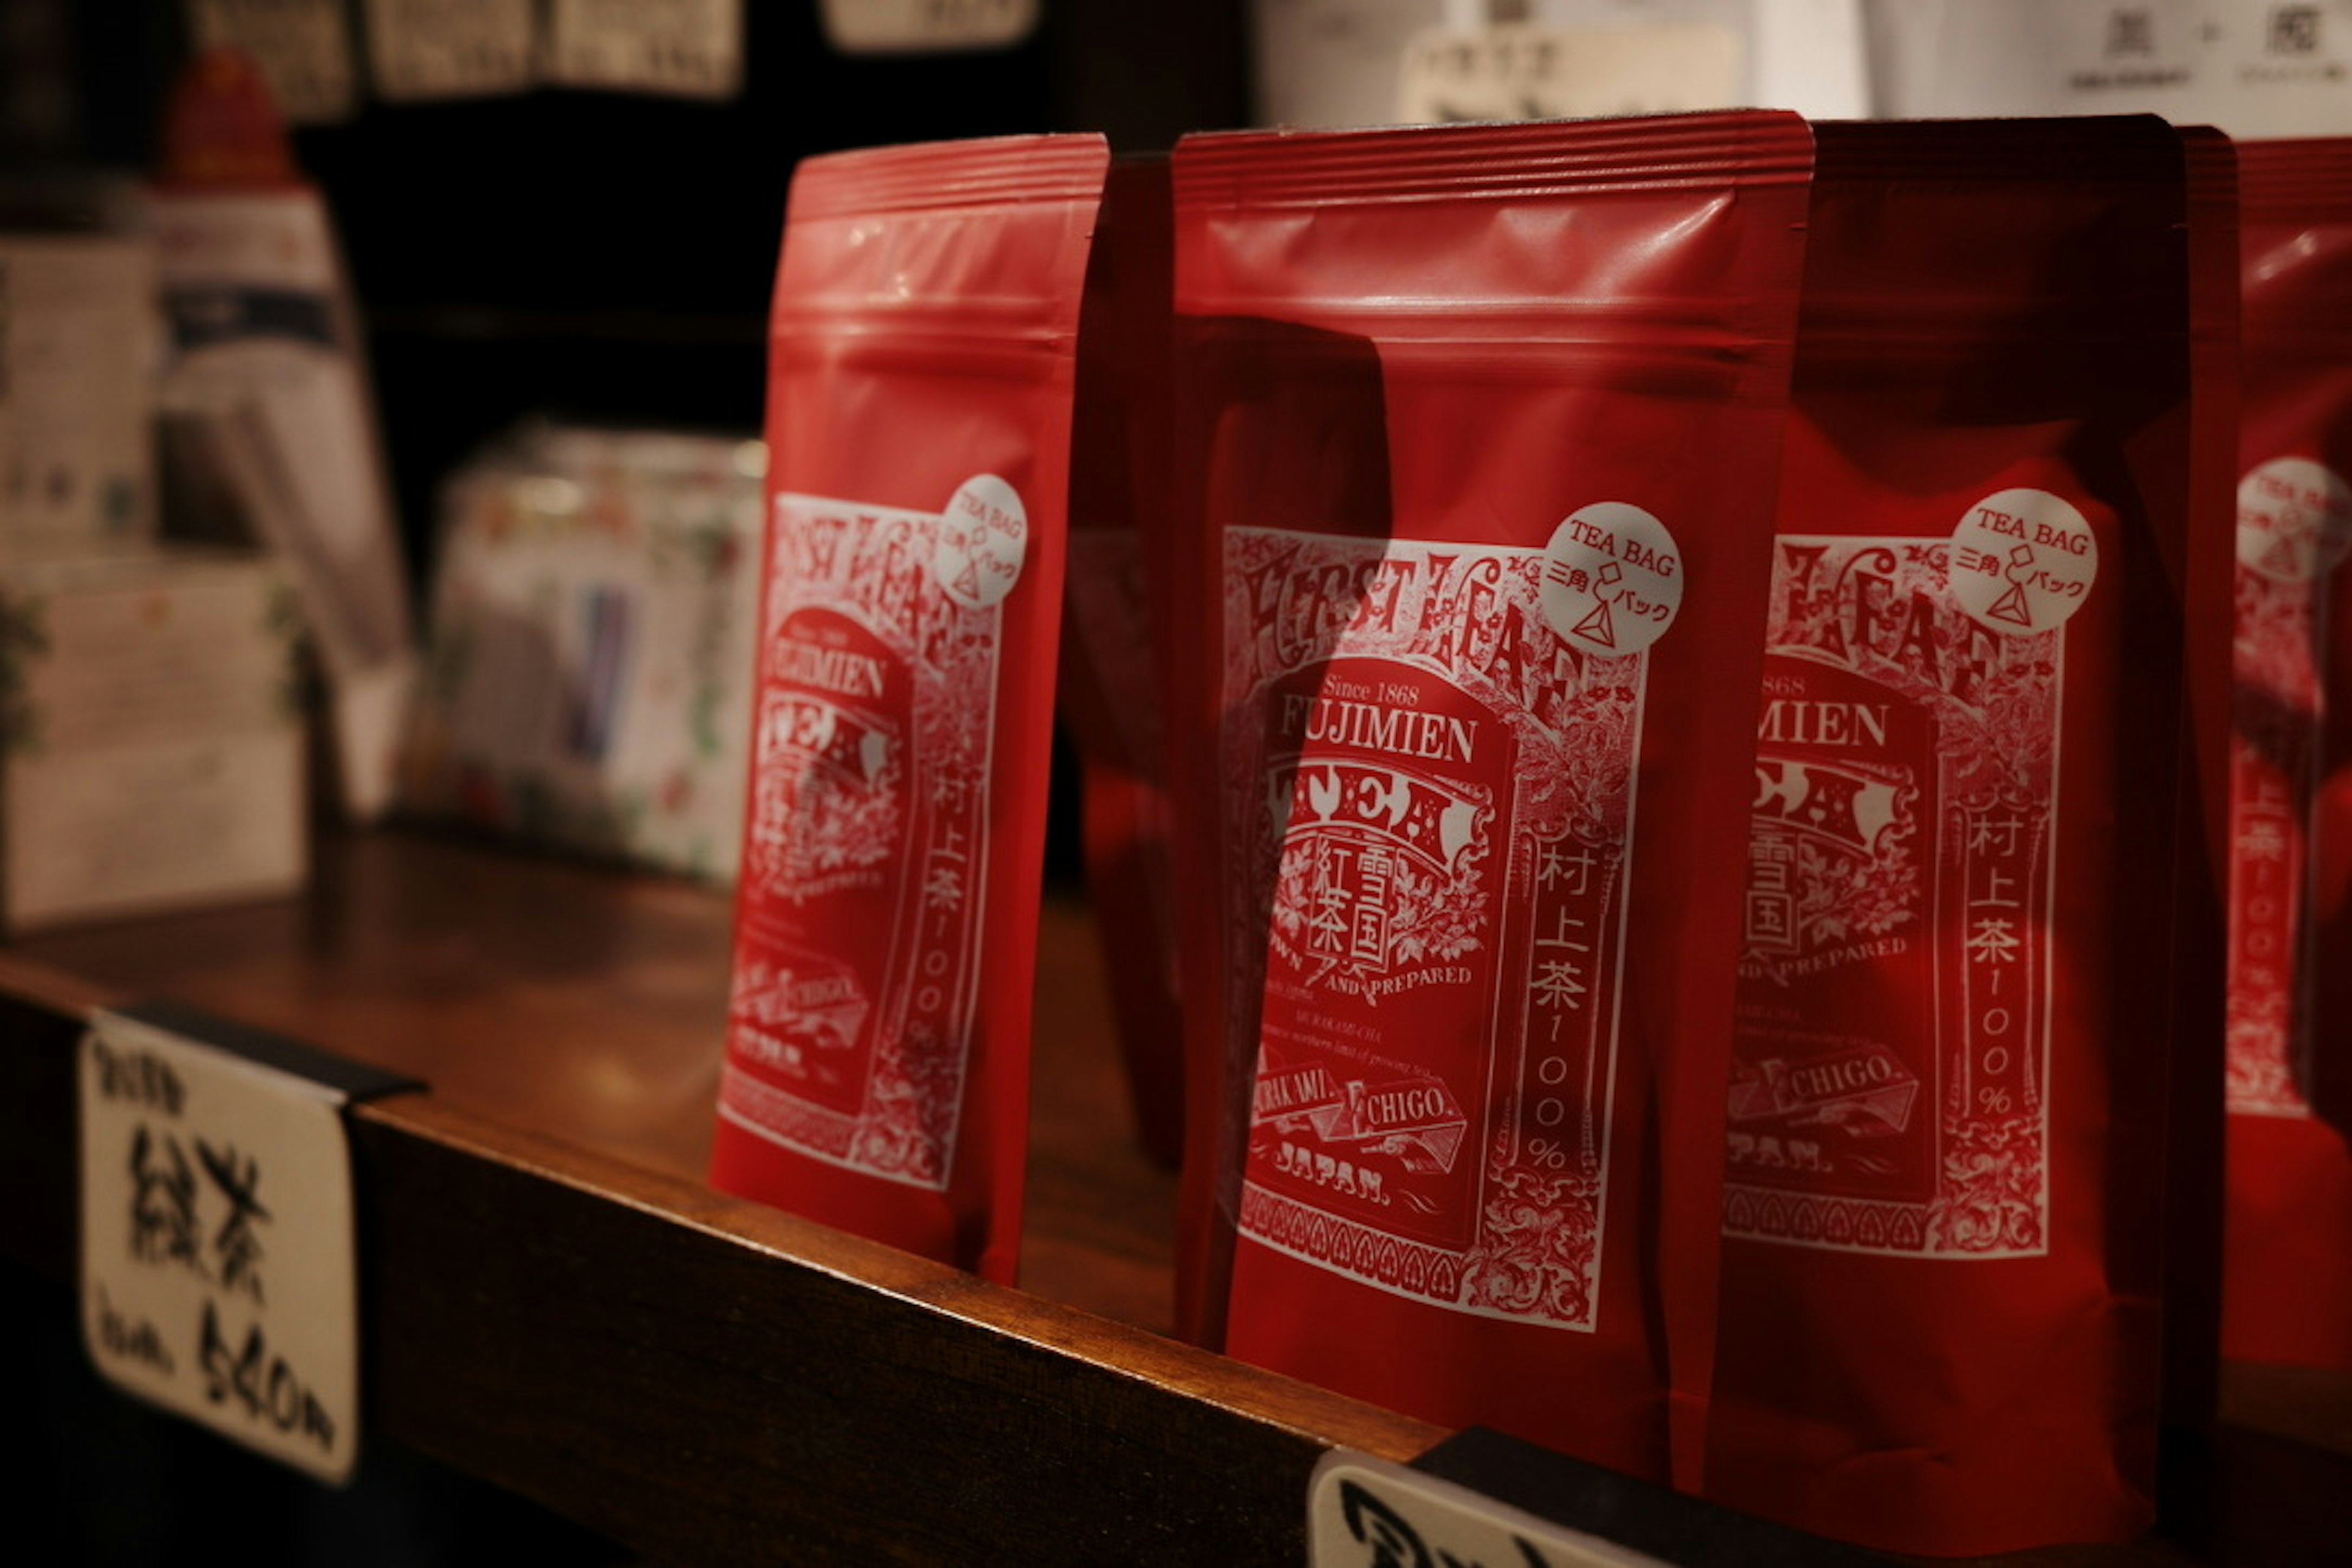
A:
[2, 963, 1444, 1564]
[364, 1090, 1439, 1454]
[18, 899, 2348, 1564]
[0, 948, 118, 1019]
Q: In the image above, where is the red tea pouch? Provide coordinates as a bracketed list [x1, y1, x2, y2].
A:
[709, 135, 1109, 1282]
[1059, 158, 1185, 1170]
[1705, 118, 2216, 1554]
[1167, 112, 1814, 1486]
[2160, 121, 2241, 1441]
[2225, 137, 2352, 1371]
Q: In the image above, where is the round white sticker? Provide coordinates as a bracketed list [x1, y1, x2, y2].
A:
[1947, 488, 2098, 638]
[2238, 457, 2352, 584]
[1539, 502, 1683, 657]
[935, 474, 1027, 609]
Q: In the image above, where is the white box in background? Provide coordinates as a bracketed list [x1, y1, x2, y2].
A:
[1, 548, 306, 930]
[154, 185, 417, 824]
[404, 429, 763, 882]
[0, 234, 160, 553]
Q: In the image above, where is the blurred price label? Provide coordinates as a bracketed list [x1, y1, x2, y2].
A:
[79, 1003, 416, 1484]
[187, 0, 359, 123]
[546, 0, 742, 99]
[1310, 1450, 1671, 1568]
[363, 0, 535, 100]
[1398, 23, 1742, 122]
[819, 0, 1040, 55]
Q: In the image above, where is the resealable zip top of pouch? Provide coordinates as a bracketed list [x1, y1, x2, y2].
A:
[710, 134, 1109, 1283]
[2225, 135, 2352, 1373]
[1167, 110, 1814, 1490]
[1703, 116, 2218, 1556]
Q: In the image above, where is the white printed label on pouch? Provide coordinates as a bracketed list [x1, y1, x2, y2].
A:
[1226, 527, 1648, 1331]
[720, 491, 1008, 1191]
[1541, 502, 1683, 656]
[1947, 489, 2098, 638]
[546, 0, 742, 98]
[1727, 533, 2059, 1258]
[2238, 457, 2352, 582]
[2225, 456, 2348, 1120]
[818, 0, 1040, 54]
[1398, 23, 1743, 123]
[1308, 1450, 1670, 1568]
[364, 0, 535, 100]
[78, 1009, 382, 1484]
[187, 0, 359, 123]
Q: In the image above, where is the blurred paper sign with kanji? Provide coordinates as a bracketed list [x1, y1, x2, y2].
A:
[78, 1003, 417, 1484]
[820, 0, 1041, 53]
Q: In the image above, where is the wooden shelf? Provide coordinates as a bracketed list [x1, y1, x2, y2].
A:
[1, 828, 1438, 1564]
[5, 827, 2348, 1564]
[1, 827, 1177, 1329]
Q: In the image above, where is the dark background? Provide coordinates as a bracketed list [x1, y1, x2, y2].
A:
[6, 4, 1251, 1561]
[28, 0, 1250, 575]
[7, 0, 1254, 869]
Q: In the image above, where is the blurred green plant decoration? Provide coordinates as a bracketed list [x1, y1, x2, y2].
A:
[0, 591, 50, 756]
[649, 513, 745, 764]
[262, 575, 310, 723]
[426, 617, 476, 706]
[684, 517, 741, 761]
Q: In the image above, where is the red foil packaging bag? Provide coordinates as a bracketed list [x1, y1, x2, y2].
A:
[1705, 119, 2220, 1554]
[1167, 113, 1814, 1485]
[2225, 138, 2352, 1371]
[1058, 159, 1185, 1170]
[2168, 127, 2242, 1428]
[710, 136, 1110, 1281]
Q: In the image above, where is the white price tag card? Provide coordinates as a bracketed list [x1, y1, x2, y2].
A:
[819, 0, 1041, 55]
[363, 0, 535, 100]
[79, 1002, 417, 1485]
[546, 0, 742, 98]
[187, 0, 360, 123]
[1398, 23, 1743, 123]
[1310, 1450, 1672, 1568]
